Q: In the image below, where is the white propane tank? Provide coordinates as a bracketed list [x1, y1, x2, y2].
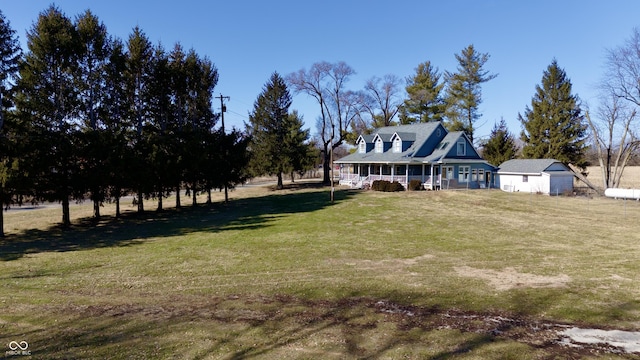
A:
[604, 188, 640, 200]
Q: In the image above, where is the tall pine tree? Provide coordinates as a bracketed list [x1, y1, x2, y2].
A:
[16, 6, 82, 227]
[519, 60, 588, 168]
[481, 118, 517, 166]
[75, 10, 110, 219]
[247, 72, 293, 190]
[124, 26, 153, 212]
[399, 61, 445, 124]
[444, 45, 497, 143]
[0, 9, 22, 237]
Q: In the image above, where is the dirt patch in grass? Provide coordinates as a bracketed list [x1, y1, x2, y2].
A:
[31, 295, 637, 358]
[455, 266, 571, 291]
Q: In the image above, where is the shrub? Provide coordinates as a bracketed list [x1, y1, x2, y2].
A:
[371, 180, 405, 192]
[371, 180, 384, 191]
[388, 181, 405, 192]
[408, 179, 423, 191]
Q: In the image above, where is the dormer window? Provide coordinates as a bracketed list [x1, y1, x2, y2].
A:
[375, 138, 383, 153]
[358, 141, 366, 154]
[393, 137, 402, 153]
[457, 141, 466, 156]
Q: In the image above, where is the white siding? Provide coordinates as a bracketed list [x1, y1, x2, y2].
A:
[498, 174, 545, 193]
[499, 172, 573, 195]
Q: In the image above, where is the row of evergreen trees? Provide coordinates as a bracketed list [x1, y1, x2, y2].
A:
[0, 7, 251, 235]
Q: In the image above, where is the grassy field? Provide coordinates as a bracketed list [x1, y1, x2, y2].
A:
[2, 182, 640, 359]
[585, 166, 640, 189]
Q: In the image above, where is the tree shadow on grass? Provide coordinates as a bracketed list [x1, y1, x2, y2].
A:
[0, 187, 357, 261]
[0, 292, 591, 359]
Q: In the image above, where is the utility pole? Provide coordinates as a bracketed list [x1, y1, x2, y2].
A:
[216, 94, 230, 203]
[216, 94, 230, 133]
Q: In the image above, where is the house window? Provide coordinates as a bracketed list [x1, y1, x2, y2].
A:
[523, 175, 528, 183]
[358, 141, 366, 154]
[393, 138, 402, 153]
[442, 166, 454, 179]
[457, 141, 466, 156]
[458, 166, 470, 182]
[375, 138, 383, 153]
[478, 169, 485, 182]
[471, 169, 477, 182]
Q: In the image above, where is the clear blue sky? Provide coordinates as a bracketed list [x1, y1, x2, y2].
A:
[3, 1, 640, 142]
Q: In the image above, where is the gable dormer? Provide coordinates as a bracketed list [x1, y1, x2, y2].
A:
[372, 133, 393, 153]
[355, 134, 374, 153]
[390, 132, 416, 153]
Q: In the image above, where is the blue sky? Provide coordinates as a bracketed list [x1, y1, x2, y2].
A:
[3, 1, 640, 142]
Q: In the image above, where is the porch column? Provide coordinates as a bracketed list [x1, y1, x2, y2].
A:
[421, 164, 425, 183]
[405, 165, 408, 185]
[391, 164, 394, 181]
[430, 164, 434, 190]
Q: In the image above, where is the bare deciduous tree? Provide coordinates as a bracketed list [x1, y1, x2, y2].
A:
[586, 92, 639, 189]
[591, 28, 640, 189]
[361, 74, 401, 128]
[286, 61, 357, 184]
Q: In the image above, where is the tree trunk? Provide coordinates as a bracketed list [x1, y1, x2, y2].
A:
[206, 188, 212, 205]
[137, 189, 144, 213]
[0, 207, 3, 238]
[322, 150, 331, 185]
[192, 184, 197, 206]
[93, 199, 101, 219]
[277, 172, 283, 189]
[0, 195, 4, 238]
[115, 196, 120, 218]
[62, 197, 71, 228]
[157, 190, 163, 211]
[175, 184, 181, 208]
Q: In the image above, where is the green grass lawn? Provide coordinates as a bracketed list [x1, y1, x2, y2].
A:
[2, 185, 640, 359]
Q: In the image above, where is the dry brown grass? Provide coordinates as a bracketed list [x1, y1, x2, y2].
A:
[585, 165, 640, 189]
[2, 180, 640, 358]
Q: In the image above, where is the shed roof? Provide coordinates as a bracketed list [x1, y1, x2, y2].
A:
[498, 159, 567, 174]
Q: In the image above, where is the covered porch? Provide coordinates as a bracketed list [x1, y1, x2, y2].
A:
[339, 162, 442, 190]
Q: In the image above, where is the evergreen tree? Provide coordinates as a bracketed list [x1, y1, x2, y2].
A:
[180, 50, 218, 206]
[207, 128, 250, 201]
[124, 26, 153, 212]
[16, 6, 82, 227]
[481, 118, 517, 166]
[0, 9, 22, 237]
[519, 60, 588, 168]
[147, 44, 173, 211]
[247, 72, 293, 189]
[444, 45, 497, 143]
[283, 110, 314, 182]
[168, 43, 188, 207]
[75, 10, 110, 219]
[103, 38, 129, 217]
[399, 61, 445, 124]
